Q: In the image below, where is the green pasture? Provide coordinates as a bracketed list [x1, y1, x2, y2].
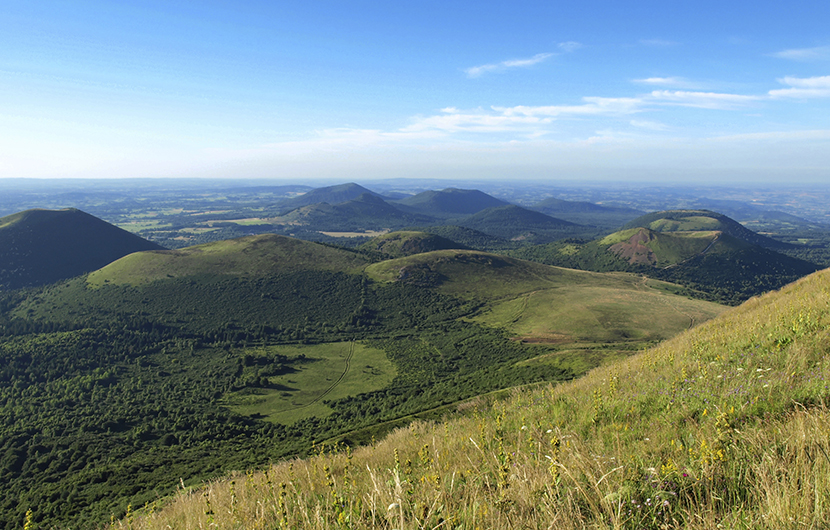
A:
[649, 215, 721, 232]
[366, 250, 608, 299]
[472, 282, 725, 344]
[87, 234, 370, 286]
[223, 342, 395, 424]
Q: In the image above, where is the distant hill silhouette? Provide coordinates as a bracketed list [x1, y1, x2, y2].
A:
[394, 188, 508, 217]
[530, 197, 643, 229]
[273, 183, 385, 213]
[279, 193, 435, 231]
[0, 208, 164, 290]
[457, 205, 580, 241]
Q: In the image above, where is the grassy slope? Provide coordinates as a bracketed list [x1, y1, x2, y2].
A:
[222, 342, 396, 424]
[367, 249, 724, 376]
[600, 228, 718, 267]
[622, 209, 787, 250]
[359, 231, 464, 258]
[87, 233, 369, 286]
[121, 266, 830, 530]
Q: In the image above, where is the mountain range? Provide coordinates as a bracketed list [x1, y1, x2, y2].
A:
[0, 191, 827, 528]
[0, 213, 726, 527]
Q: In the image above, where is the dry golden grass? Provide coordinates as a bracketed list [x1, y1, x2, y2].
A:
[113, 270, 830, 530]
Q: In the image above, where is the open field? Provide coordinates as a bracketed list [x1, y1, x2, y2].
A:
[222, 342, 396, 424]
[474, 283, 724, 343]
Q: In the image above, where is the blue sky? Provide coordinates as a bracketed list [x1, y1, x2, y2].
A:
[2, 1, 829, 183]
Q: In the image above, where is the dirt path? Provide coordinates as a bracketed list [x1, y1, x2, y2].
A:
[289, 340, 355, 411]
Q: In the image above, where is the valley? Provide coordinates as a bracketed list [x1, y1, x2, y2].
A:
[0, 179, 828, 528]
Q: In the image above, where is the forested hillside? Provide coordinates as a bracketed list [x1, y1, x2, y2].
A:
[115, 256, 830, 530]
[0, 233, 724, 528]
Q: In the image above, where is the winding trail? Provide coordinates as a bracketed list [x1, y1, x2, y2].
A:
[661, 233, 721, 270]
[289, 340, 355, 411]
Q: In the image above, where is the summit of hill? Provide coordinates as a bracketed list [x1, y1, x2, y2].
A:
[277, 193, 436, 231]
[272, 182, 385, 213]
[86, 233, 370, 287]
[622, 209, 789, 250]
[512, 212, 820, 303]
[393, 188, 508, 217]
[457, 204, 583, 242]
[0, 208, 163, 290]
[360, 231, 465, 258]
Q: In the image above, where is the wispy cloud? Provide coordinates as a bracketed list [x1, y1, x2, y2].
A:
[630, 119, 668, 131]
[649, 90, 762, 109]
[464, 43, 581, 78]
[632, 76, 701, 89]
[465, 52, 553, 78]
[557, 41, 582, 53]
[768, 76, 830, 98]
[279, 74, 828, 153]
[399, 97, 642, 136]
[495, 97, 643, 117]
[771, 45, 830, 62]
[402, 107, 550, 133]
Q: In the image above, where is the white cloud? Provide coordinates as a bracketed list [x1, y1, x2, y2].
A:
[397, 97, 643, 137]
[649, 90, 762, 109]
[402, 109, 550, 134]
[500, 53, 554, 69]
[768, 76, 830, 98]
[465, 52, 553, 78]
[772, 45, 830, 62]
[630, 119, 668, 131]
[464, 43, 580, 78]
[495, 97, 643, 117]
[558, 41, 582, 53]
[632, 76, 701, 89]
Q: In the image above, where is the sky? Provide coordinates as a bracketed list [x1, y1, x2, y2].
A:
[1, 0, 830, 184]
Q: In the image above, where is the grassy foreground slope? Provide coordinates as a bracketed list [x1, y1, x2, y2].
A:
[122, 267, 830, 530]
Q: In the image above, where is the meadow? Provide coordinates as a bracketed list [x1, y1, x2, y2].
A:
[222, 342, 396, 424]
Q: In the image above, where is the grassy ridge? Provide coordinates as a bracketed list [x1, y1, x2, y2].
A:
[474, 281, 722, 343]
[87, 234, 369, 286]
[118, 266, 830, 530]
[359, 231, 463, 258]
